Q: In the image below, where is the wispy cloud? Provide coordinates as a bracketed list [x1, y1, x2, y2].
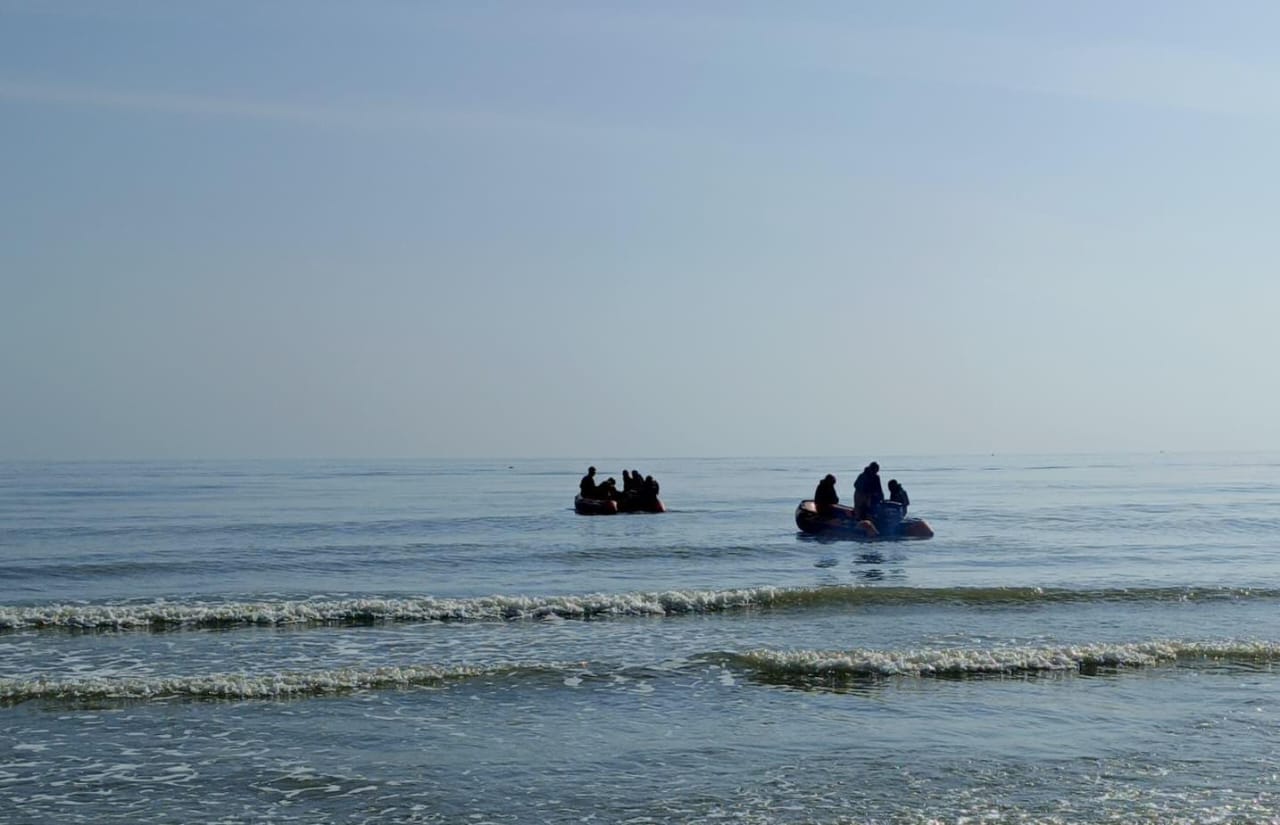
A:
[829, 30, 1280, 118]
[1015, 41, 1280, 117]
[0, 79, 352, 125]
[563, 8, 1280, 120]
[0, 78, 678, 146]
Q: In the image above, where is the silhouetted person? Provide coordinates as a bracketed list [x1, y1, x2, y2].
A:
[622, 470, 635, 493]
[853, 462, 884, 520]
[814, 474, 839, 515]
[643, 475, 660, 502]
[887, 479, 909, 511]
[600, 477, 619, 500]
[579, 466, 598, 498]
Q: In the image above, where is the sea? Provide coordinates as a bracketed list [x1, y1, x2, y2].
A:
[2, 453, 1280, 824]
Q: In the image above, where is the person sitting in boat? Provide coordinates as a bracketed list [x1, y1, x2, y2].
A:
[599, 477, 620, 500]
[853, 462, 884, 520]
[887, 479, 909, 512]
[642, 475, 660, 503]
[579, 466, 598, 498]
[814, 474, 839, 515]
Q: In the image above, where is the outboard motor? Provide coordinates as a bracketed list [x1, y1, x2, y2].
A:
[876, 501, 904, 535]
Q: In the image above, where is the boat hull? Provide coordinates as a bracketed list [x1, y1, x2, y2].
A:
[794, 500, 933, 540]
[618, 496, 666, 514]
[574, 495, 665, 515]
[574, 495, 619, 515]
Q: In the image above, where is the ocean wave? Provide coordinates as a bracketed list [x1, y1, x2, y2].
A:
[0, 663, 522, 703]
[2, 585, 1276, 632]
[729, 640, 1280, 679]
[5, 640, 1278, 705]
[0, 589, 787, 630]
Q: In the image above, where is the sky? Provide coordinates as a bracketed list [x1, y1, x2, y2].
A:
[2, 1, 1279, 459]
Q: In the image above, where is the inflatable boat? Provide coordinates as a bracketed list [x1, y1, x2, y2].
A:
[575, 495, 619, 515]
[618, 495, 666, 514]
[574, 495, 666, 515]
[794, 500, 933, 540]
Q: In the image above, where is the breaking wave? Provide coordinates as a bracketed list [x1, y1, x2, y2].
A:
[4, 640, 1280, 705]
[0, 662, 526, 703]
[2, 585, 1277, 632]
[729, 640, 1280, 680]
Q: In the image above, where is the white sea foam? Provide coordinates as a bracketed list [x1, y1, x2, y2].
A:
[1, 586, 1274, 636]
[0, 587, 802, 631]
[4, 639, 1276, 705]
[0, 663, 508, 702]
[736, 640, 1280, 678]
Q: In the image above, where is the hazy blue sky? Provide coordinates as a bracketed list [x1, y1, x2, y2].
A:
[3, 1, 1278, 459]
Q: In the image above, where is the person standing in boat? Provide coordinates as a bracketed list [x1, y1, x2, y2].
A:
[887, 479, 909, 513]
[814, 474, 839, 515]
[853, 462, 884, 520]
[579, 466, 598, 498]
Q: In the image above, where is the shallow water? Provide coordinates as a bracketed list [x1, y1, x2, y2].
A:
[2, 453, 1280, 823]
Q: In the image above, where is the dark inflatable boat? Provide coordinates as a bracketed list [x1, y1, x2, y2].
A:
[794, 500, 933, 540]
[574, 495, 666, 515]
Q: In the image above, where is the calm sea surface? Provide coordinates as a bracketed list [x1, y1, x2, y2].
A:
[2, 454, 1280, 824]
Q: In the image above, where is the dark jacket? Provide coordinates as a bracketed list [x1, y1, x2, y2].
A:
[814, 477, 839, 510]
[579, 474, 597, 497]
[889, 485, 909, 507]
[854, 470, 884, 505]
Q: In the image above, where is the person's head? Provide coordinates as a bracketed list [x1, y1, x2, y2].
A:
[645, 475, 654, 483]
[887, 479, 899, 492]
[869, 462, 879, 473]
[824, 474, 836, 484]
[605, 477, 616, 487]
[588, 466, 596, 475]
